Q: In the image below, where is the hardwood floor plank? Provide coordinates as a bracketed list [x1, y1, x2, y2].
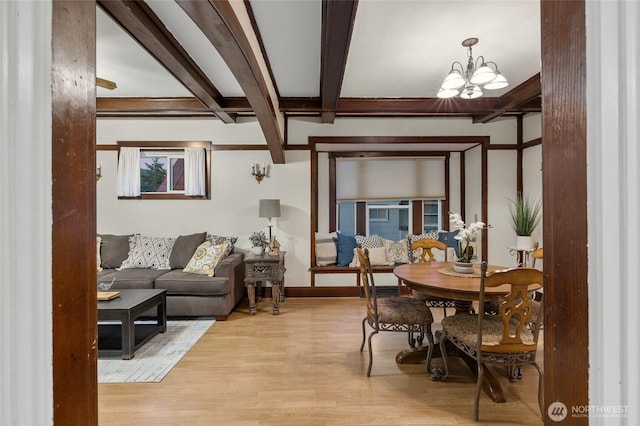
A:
[99, 298, 543, 425]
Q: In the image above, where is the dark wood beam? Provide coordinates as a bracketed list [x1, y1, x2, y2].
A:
[336, 97, 503, 115]
[320, 0, 358, 123]
[52, 0, 97, 423]
[541, 1, 588, 422]
[96, 97, 212, 117]
[96, 0, 235, 123]
[473, 73, 541, 123]
[177, 0, 285, 163]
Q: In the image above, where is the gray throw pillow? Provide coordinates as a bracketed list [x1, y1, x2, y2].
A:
[99, 234, 132, 269]
[170, 232, 207, 269]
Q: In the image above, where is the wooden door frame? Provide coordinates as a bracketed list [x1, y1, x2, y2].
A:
[50, 1, 589, 424]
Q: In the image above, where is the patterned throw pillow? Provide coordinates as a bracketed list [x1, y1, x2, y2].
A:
[206, 234, 238, 256]
[408, 232, 439, 262]
[119, 235, 176, 270]
[349, 246, 393, 267]
[96, 236, 103, 272]
[184, 242, 229, 277]
[355, 234, 383, 249]
[381, 238, 410, 264]
[315, 232, 337, 266]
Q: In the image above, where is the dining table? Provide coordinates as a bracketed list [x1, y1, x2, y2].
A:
[393, 261, 541, 404]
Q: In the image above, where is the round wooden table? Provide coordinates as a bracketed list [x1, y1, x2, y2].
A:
[393, 261, 541, 404]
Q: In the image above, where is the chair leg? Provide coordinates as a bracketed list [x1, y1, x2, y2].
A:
[474, 362, 484, 421]
[360, 317, 367, 352]
[424, 324, 435, 374]
[533, 362, 545, 419]
[366, 329, 378, 377]
[435, 332, 450, 381]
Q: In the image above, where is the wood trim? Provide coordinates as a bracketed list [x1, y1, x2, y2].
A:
[243, 0, 280, 99]
[52, 0, 97, 423]
[481, 141, 488, 261]
[96, 1, 234, 123]
[96, 97, 211, 117]
[329, 155, 337, 231]
[320, 0, 358, 123]
[355, 202, 366, 235]
[337, 97, 503, 115]
[96, 144, 118, 151]
[176, 0, 285, 163]
[523, 137, 542, 149]
[459, 152, 466, 219]
[411, 201, 422, 234]
[541, 0, 588, 422]
[309, 136, 487, 145]
[311, 149, 319, 278]
[516, 115, 523, 195]
[472, 74, 541, 124]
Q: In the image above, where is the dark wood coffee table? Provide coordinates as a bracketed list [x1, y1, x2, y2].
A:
[97, 289, 167, 360]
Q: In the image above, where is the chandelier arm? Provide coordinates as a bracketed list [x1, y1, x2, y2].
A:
[449, 61, 465, 73]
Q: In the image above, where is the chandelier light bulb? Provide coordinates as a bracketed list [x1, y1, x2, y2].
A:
[459, 83, 482, 99]
[437, 87, 459, 99]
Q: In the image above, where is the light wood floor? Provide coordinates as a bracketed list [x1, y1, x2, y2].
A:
[98, 297, 544, 425]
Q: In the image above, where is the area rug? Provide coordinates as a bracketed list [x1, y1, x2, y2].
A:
[98, 319, 214, 383]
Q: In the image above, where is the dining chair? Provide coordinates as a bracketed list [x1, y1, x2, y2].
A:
[357, 248, 435, 377]
[410, 239, 456, 317]
[532, 247, 544, 268]
[437, 262, 544, 421]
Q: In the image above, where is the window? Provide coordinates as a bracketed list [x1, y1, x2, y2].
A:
[423, 200, 442, 232]
[368, 207, 389, 222]
[338, 200, 411, 241]
[117, 141, 210, 200]
[140, 150, 185, 193]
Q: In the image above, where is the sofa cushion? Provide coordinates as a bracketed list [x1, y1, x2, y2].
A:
[154, 270, 231, 296]
[170, 232, 207, 269]
[355, 234, 383, 249]
[315, 232, 337, 266]
[99, 234, 132, 269]
[120, 234, 175, 270]
[336, 231, 357, 266]
[183, 242, 228, 277]
[381, 237, 410, 264]
[349, 246, 393, 267]
[104, 268, 170, 290]
[207, 234, 238, 256]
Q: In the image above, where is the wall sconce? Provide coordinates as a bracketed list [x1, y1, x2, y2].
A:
[96, 164, 102, 181]
[251, 162, 270, 183]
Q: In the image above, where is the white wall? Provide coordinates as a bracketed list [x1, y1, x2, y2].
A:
[1, 1, 53, 425]
[97, 114, 537, 287]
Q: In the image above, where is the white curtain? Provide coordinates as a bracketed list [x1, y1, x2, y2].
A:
[184, 147, 205, 196]
[117, 147, 140, 197]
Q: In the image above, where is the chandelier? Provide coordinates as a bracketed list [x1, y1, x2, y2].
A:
[437, 37, 508, 99]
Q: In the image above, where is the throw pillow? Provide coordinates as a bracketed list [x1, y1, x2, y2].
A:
[336, 231, 357, 266]
[349, 247, 393, 267]
[207, 234, 238, 256]
[170, 232, 207, 269]
[438, 230, 460, 258]
[119, 235, 175, 270]
[315, 232, 337, 266]
[99, 234, 133, 269]
[355, 234, 383, 249]
[184, 241, 228, 277]
[96, 236, 102, 272]
[381, 238, 410, 264]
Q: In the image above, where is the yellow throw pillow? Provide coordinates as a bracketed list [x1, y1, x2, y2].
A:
[183, 241, 228, 277]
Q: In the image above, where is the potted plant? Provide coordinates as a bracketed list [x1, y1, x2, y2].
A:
[449, 212, 485, 274]
[508, 194, 542, 249]
[249, 231, 269, 255]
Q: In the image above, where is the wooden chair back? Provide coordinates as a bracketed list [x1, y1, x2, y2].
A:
[478, 263, 544, 353]
[532, 247, 543, 268]
[410, 239, 447, 262]
[356, 248, 378, 322]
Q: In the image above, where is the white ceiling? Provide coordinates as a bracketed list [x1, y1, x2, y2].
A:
[96, 0, 541, 100]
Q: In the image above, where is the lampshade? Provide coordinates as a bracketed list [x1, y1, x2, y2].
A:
[469, 63, 497, 84]
[437, 87, 459, 99]
[441, 69, 465, 89]
[483, 72, 509, 90]
[259, 199, 281, 219]
[459, 83, 482, 99]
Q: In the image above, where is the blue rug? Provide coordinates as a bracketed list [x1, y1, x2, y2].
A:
[98, 319, 214, 383]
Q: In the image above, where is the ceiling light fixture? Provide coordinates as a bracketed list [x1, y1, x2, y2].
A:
[437, 37, 508, 99]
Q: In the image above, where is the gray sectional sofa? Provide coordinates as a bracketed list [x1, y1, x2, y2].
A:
[97, 232, 245, 320]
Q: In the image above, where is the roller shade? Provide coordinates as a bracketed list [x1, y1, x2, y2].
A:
[336, 157, 445, 200]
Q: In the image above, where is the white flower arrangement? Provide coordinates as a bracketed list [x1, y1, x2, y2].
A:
[449, 212, 485, 263]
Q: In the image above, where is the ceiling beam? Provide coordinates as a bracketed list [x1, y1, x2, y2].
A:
[472, 73, 542, 123]
[96, 97, 213, 117]
[336, 97, 503, 115]
[177, 0, 285, 163]
[96, 0, 235, 123]
[320, 0, 359, 124]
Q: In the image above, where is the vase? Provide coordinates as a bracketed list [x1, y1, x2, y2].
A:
[454, 261, 474, 274]
[252, 246, 264, 255]
[515, 236, 534, 250]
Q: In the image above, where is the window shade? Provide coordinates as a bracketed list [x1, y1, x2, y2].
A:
[336, 157, 445, 200]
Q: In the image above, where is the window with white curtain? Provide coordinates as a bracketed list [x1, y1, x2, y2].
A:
[117, 142, 210, 199]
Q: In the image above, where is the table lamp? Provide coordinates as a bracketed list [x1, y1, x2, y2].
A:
[259, 199, 281, 240]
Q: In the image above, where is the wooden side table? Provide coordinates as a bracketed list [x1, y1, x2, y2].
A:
[244, 251, 286, 315]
